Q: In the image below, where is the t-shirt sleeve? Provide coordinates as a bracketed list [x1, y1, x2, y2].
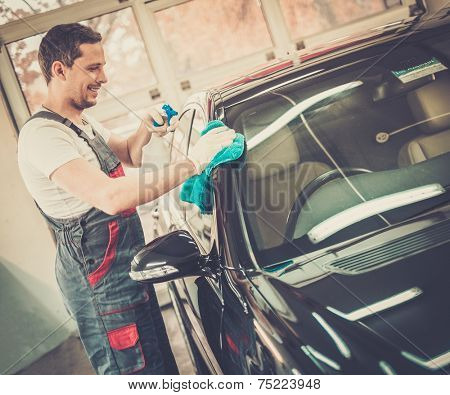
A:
[84, 114, 111, 143]
[23, 126, 82, 179]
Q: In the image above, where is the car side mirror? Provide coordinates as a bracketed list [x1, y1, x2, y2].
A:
[129, 230, 207, 284]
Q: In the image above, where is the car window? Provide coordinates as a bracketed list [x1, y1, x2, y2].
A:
[188, 108, 204, 147]
[170, 109, 194, 163]
[166, 109, 194, 223]
[229, 27, 450, 266]
[185, 108, 213, 252]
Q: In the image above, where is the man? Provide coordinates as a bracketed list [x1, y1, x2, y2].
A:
[17, 23, 235, 374]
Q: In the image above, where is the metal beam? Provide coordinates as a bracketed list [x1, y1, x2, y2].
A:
[259, 0, 295, 58]
[132, 0, 182, 108]
[0, 0, 130, 44]
[0, 44, 30, 129]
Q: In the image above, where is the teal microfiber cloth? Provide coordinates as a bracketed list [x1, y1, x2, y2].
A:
[180, 120, 246, 214]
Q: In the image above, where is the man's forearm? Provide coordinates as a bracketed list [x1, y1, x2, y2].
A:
[126, 126, 152, 167]
[103, 159, 196, 214]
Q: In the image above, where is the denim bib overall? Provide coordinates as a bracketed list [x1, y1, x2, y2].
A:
[26, 111, 178, 375]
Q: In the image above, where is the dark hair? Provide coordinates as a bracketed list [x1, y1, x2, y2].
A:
[38, 23, 102, 84]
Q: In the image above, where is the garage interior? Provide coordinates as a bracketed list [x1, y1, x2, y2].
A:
[0, 0, 422, 375]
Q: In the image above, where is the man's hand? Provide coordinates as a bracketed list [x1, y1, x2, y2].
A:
[139, 107, 179, 137]
[188, 126, 236, 174]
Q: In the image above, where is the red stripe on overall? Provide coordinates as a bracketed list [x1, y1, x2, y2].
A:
[109, 164, 137, 217]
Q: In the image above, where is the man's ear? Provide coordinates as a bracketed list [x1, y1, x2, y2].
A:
[51, 61, 67, 81]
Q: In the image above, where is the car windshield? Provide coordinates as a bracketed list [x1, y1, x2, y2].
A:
[228, 25, 450, 267]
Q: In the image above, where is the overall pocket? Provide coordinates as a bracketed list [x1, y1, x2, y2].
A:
[107, 323, 145, 374]
[86, 220, 119, 288]
[81, 216, 149, 315]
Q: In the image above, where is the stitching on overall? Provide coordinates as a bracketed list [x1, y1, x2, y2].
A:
[99, 290, 150, 317]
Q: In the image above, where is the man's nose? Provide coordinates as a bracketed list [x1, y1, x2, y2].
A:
[98, 68, 108, 84]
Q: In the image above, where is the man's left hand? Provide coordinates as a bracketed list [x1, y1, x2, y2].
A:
[141, 107, 179, 137]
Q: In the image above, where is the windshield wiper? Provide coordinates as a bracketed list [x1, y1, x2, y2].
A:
[307, 183, 445, 244]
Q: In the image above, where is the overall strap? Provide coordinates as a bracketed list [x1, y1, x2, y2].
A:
[26, 110, 114, 172]
[28, 110, 73, 129]
[27, 111, 98, 148]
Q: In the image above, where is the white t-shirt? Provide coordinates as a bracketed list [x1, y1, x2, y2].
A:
[18, 110, 112, 219]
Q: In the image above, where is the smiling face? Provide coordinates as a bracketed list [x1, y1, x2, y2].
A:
[63, 42, 108, 110]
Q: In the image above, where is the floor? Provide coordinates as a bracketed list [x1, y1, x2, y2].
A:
[17, 298, 195, 375]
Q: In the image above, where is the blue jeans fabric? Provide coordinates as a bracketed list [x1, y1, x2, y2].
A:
[48, 208, 178, 374]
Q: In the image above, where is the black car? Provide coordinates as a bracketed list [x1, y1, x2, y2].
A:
[130, 4, 450, 374]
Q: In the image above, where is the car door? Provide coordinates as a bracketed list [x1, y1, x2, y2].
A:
[162, 104, 286, 374]
[184, 106, 274, 375]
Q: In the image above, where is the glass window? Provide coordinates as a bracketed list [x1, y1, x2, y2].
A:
[279, 0, 387, 40]
[165, 108, 194, 224]
[101, 107, 149, 137]
[170, 109, 193, 163]
[186, 198, 213, 252]
[154, 0, 273, 77]
[185, 108, 212, 252]
[0, 0, 82, 25]
[6, 7, 157, 133]
[229, 28, 450, 266]
[187, 107, 206, 150]
[7, 34, 46, 113]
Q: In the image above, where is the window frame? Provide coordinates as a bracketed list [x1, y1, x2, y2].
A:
[186, 104, 207, 154]
[184, 105, 216, 253]
[169, 108, 194, 163]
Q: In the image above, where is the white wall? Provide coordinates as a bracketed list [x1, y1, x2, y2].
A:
[0, 93, 74, 374]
